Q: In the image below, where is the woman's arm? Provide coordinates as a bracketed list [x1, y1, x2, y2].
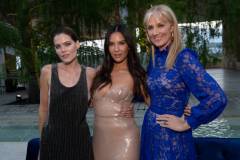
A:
[177, 49, 227, 129]
[38, 65, 51, 136]
[86, 67, 96, 107]
[119, 83, 150, 118]
[157, 49, 227, 131]
[141, 85, 150, 106]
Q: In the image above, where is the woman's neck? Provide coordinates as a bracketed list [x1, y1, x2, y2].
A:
[112, 61, 128, 72]
[61, 59, 80, 71]
[159, 40, 172, 51]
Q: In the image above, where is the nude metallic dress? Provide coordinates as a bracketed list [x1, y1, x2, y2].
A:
[92, 86, 140, 160]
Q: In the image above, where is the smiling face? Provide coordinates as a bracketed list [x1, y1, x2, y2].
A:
[53, 33, 80, 64]
[108, 32, 129, 64]
[146, 15, 173, 50]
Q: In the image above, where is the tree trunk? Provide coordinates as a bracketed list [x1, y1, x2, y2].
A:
[28, 73, 39, 104]
[114, 0, 121, 24]
[222, 0, 240, 69]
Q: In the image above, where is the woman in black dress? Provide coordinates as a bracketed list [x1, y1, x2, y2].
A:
[38, 26, 95, 160]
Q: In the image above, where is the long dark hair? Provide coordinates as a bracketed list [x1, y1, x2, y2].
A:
[90, 24, 148, 99]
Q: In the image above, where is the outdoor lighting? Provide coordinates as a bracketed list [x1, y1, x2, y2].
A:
[16, 94, 22, 102]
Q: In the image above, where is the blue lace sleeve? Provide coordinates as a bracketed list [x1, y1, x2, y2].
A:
[176, 49, 227, 129]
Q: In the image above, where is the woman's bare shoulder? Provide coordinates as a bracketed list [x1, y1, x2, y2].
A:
[86, 67, 96, 79]
[40, 64, 52, 80]
[42, 64, 52, 72]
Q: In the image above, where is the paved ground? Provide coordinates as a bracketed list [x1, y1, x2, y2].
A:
[0, 91, 32, 159]
[0, 142, 27, 160]
[0, 68, 240, 160]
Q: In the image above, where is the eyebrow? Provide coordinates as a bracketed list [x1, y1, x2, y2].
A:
[109, 39, 126, 43]
[55, 40, 72, 45]
[62, 40, 72, 44]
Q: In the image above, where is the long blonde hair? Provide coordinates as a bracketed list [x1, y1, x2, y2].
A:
[144, 4, 182, 69]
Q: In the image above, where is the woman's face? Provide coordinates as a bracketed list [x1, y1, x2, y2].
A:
[108, 32, 129, 64]
[146, 15, 173, 50]
[53, 33, 80, 64]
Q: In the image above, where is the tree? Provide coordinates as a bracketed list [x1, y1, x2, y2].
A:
[0, 21, 21, 85]
[221, 0, 240, 68]
[1, 0, 239, 104]
[0, 21, 21, 47]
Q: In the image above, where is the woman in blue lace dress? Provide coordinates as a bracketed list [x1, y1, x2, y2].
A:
[140, 4, 227, 160]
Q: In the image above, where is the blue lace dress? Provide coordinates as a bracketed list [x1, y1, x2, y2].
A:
[140, 48, 227, 160]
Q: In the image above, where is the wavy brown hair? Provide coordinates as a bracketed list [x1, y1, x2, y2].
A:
[90, 24, 148, 99]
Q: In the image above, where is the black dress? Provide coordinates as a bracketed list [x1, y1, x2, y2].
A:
[40, 64, 93, 160]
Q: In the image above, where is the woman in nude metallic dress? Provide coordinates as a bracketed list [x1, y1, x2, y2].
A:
[90, 24, 148, 160]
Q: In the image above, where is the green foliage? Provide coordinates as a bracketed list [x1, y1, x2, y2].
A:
[136, 26, 150, 68]
[181, 21, 222, 68]
[78, 46, 104, 68]
[1, 0, 239, 72]
[36, 40, 59, 67]
[35, 0, 118, 40]
[0, 21, 21, 47]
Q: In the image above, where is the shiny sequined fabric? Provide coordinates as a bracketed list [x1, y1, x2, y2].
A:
[92, 86, 140, 160]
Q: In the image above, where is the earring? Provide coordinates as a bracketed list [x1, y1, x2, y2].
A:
[171, 32, 174, 40]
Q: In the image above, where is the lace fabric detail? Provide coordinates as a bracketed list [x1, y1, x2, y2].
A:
[140, 48, 227, 160]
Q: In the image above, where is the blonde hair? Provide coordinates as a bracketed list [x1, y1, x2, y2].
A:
[144, 4, 182, 69]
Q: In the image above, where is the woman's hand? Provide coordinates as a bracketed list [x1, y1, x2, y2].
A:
[119, 104, 134, 118]
[184, 105, 191, 116]
[156, 114, 190, 132]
